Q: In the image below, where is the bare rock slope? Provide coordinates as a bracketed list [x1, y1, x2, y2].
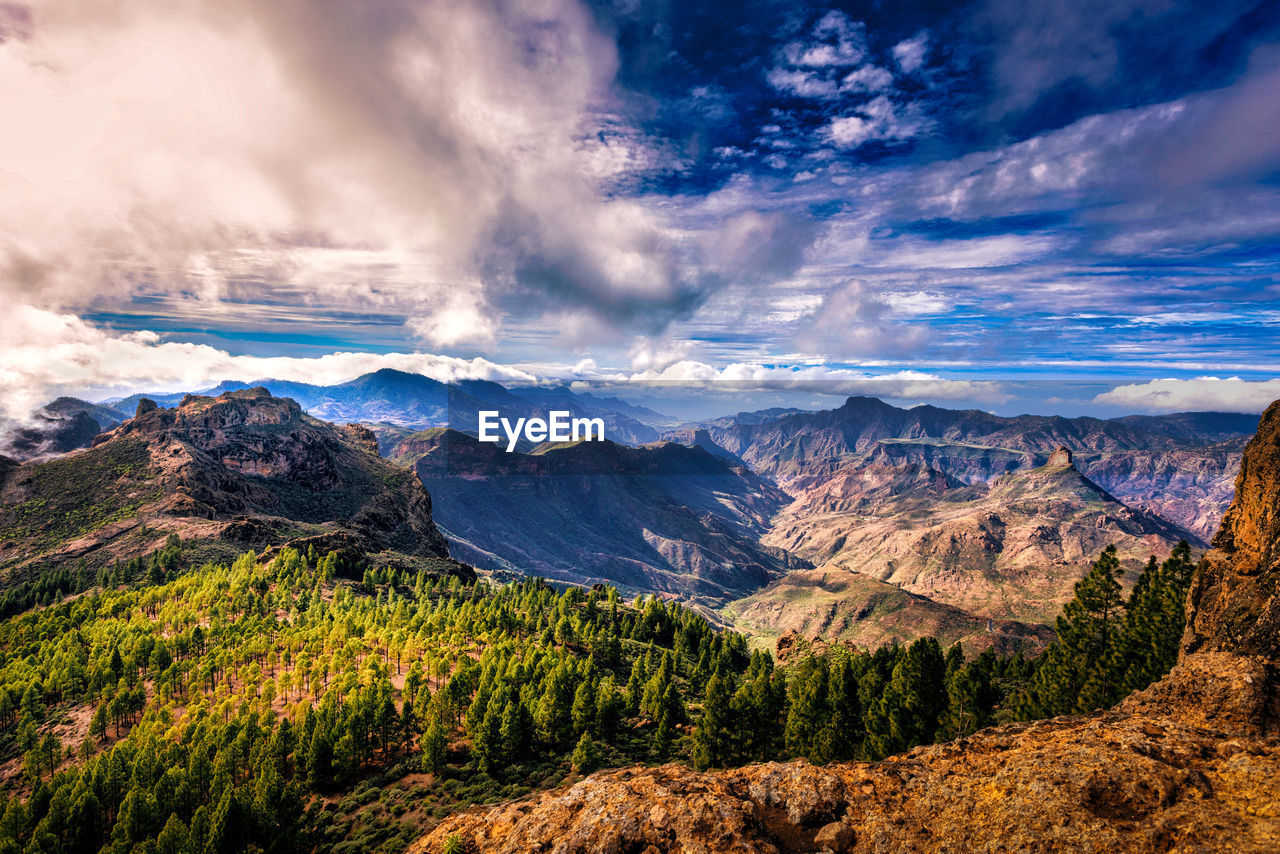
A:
[392, 428, 798, 605]
[415, 401, 1280, 853]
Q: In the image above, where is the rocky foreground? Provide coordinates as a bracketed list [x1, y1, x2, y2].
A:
[414, 401, 1280, 853]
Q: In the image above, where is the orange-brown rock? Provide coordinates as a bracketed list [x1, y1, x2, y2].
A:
[414, 400, 1280, 853]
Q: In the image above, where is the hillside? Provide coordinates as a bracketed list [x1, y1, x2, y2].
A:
[725, 566, 1054, 657]
[755, 448, 1189, 626]
[391, 429, 801, 605]
[417, 399, 1280, 854]
[0, 389, 457, 584]
[0, 398, 130, 462]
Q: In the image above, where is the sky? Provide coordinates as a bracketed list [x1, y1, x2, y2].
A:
[2, 0, 1280, 419]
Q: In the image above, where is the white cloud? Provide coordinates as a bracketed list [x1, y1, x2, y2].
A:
[0, 0, 698, 343]
[626, 361, 1009, 404]
[792, 280, 928, 358]
[826, 97, 929, 148]
[891, 32, 929, 74]
[0, 307, 536, 418]
[766, 68, 840, 99]
[629, 337, 694, 373]
[1095, 377, 1280, 413]
[875, 233, 1058, 269]
[404, 290, 498, 350]
[782, 12, 868, 68]
[841, 65, 894, 93]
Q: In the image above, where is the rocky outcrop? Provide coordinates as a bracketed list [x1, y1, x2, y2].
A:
[0, 389, 457, 577]
[1183, 399, 1280, 662]
[415, 401, 1280, 853]
[684, 397, 1252, 540]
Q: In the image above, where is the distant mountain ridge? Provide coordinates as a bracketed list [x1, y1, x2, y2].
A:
[103, 369, 669, 447]
[675, 395, 1255, 540]
[745, 448, 1192, 637]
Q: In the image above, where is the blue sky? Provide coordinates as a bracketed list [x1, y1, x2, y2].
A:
[1, 0, 1279, 417]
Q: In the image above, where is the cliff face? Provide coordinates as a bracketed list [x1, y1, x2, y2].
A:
[1184, 399, 1280, 661]
[415, 402, 1280, 853]
[0, 389, 457, 578]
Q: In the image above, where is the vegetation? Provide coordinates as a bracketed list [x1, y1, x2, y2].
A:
[0, 439, 160, 565]
[1014, 542, 1196, 718]
[0, 538, 1197, 853]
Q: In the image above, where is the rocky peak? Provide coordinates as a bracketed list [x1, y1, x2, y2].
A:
[5, 390, 453, 572]
[1047, 446, 1073, 468]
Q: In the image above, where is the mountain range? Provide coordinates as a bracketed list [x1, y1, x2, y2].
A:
[0, 372, 1260, 652]
[388, 428, 801, 605]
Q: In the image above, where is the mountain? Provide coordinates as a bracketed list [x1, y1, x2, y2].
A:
[416, 401, 1280, 854]
[390, 429, 802, 605]
[0, 388, 462, 581]
[0, 397, 130, 462]
[109, 369, 666, 445]
[755, 448, 1191, 626]
[725, 566, 1054, 657]
[679, 396, 1254, 542]
[512, 385, 673, 425]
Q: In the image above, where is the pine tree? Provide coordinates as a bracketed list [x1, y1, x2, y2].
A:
[1018, 545, 1127, 718]
[784, 657, 827, 760]
[421, 719, 447, 774]
[571, 731, 599, 774]
[692, 668, 734, 770]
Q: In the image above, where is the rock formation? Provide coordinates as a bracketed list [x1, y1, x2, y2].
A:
[0, 389, 462, 579]
[753, 450, 1189, 630]
[414, 401, 1280, 853]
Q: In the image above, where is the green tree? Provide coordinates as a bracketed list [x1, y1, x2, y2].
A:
[571, 732, 599, 774]
[692, 668, 734, 770]
[1018, 545, 1127, 718]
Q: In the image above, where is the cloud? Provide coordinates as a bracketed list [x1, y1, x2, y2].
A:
[891, 32, 929, 74]
[1094, 377, 1280, 413]
[781, 12, 868, 68]
[625, 361, 1010, 404]
[629, 337, 694, 373]
[767, 12, 884, 101]
[0, 0, 702, 342]
[841, 65, 894, 94]
[766, 67, 840, 99]
[793, 280, 929, 358]
[825, 96, 930, 148]
[0, 306, 537, 417]
[703, 210, 823, 285]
